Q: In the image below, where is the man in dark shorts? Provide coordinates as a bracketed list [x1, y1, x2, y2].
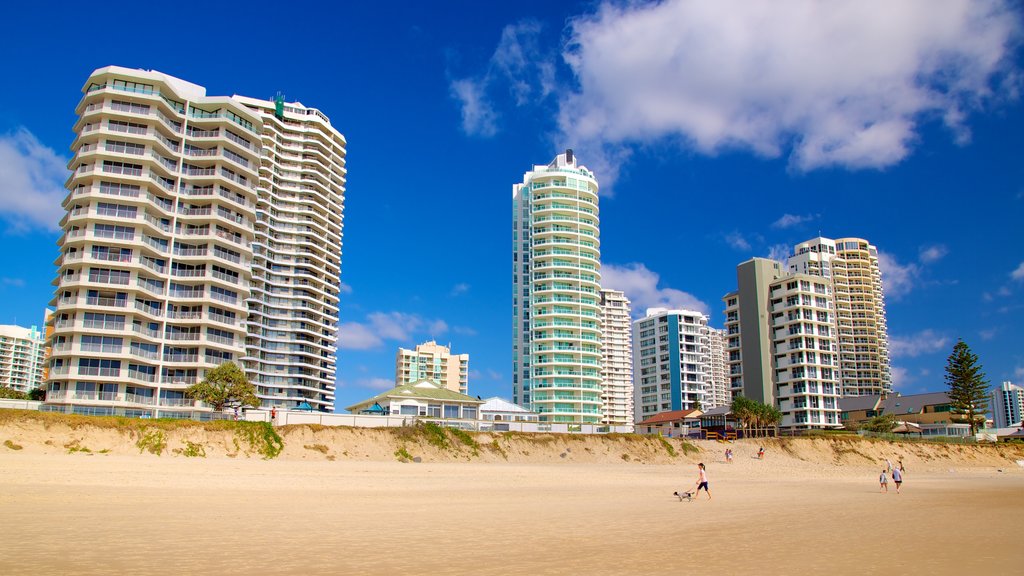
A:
[695, 463, 711, 500]
[892, 465, 903, 493]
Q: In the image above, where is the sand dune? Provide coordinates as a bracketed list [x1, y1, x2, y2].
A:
[2, 412, 1023, 575]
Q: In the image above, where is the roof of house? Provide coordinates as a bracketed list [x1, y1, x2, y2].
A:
[636, 409, 702, 426]
[838, 395, 882, 412]
[345, 380, 483, 412]
[700, 406, 732, 417]
[480, 397, 535, 414]
[882, 392, 950, 415]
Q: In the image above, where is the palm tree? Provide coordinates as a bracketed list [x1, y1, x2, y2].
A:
[731, 396, 758, 437]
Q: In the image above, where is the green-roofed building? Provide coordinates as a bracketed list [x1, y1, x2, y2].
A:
[345, 380, 484, 419]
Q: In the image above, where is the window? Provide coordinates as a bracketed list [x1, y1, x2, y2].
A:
[444, 405, 460, 418]
[96, 202, 137, 219]
[88, 268, 130, 285]
[94, 224, 135, 240]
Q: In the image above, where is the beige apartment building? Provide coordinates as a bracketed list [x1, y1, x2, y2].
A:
[396, 341, 469, 395]
[46, 66, 345, 416]
[0, 324, 46, 392]
[787, 237, 891, 396]
[599, 289, 633, 429]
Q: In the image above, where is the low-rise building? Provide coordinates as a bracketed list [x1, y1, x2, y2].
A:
[635, 409, 701, 437]
[345, 380, 483, 419]
[840, 391, 972, 437]
[479, 397, 539, 422]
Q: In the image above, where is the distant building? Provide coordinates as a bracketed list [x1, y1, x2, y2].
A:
[479, 397, 540, 422]
[599, 289, 633, 429]
[345, 380, 483, 419]
[0, 325, 47, 392]
[723, 258, 842, 430]
[839, 391, 971, 437]
[787, 237, 891, 396]
[632, 308, 709, 422]
[991, 381, 1024, 428]
[396, 341, 469, 395]
[705, 328, 729, 409]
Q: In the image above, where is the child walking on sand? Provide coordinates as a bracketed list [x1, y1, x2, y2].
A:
[879, 469, 888, 493]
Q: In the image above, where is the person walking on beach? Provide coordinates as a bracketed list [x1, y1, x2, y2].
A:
[885, 458, 893, 473]
[725, 449, 733, 463]
[892, 465, 903, 494]
[879, 469, 889, 493]
[695, 463, 711, 500]
[757, 446, 765, 460]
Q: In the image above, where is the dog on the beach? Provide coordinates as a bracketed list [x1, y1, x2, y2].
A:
[673, 490, 694, 502]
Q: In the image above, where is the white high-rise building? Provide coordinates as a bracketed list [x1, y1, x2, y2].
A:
[992, 381, 1024, 428]
[45, 66, 344, 416]
[723, 258, 842, 429]
[513, 150, 603, 423]
[706, 327, 729, 409]
[632, 308, 709, 422]
[599, 289, 633, 428]
[0, 325, 46, 393]
[787, 237, 891, 396]
[396, 341, 469, 394]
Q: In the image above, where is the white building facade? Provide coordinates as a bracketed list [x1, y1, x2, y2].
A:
[513, 150, 603, 423]
[396, 341, 469, 394]
[632, 308, 709, 422]
[46, 66, 344, 416]
[0, 325, 47, 392]
[787, 237, 891, 397]
[705, 327, 730, 409]
[992, 381, 1024, 428]
[599, 289, 633, 428]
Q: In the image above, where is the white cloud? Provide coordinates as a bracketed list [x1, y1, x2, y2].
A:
[453, 325, 478, 336]
[338, 312, 450, 350]
[0, 128, 68, 231]
[556, 0, 1019, 187]
[1011, 262, 1024, 281]
[878, 251, 920, 300]
[450, 78, 498, 137]
[724, 231, 752, 251]
[891, 366, 914, 391]
[889, 329, 951, 358]
[978, 328, 998, 341]
[601, 262, 708, 318]
[1, 278, 25, 287]
[486, 369, 503, 381]
[918, 244, 949, 264]
[338, 282, 353, 294]
[771, 213, 817, 229]
[766, 244, 791, 265]
[450, 283, 470, 296]
[450, 21, 553, 137]
[1015, 365, 1024, 380]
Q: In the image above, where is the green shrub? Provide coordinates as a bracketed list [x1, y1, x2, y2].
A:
[135, 429, 166, 455]
[395, 446, 413, 462]
[231, 421, 283, 459]
[658, 436, 677, 457]
[4, 439, 23, 450]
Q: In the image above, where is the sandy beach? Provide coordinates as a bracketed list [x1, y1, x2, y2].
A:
[2, 442, 1023, 575]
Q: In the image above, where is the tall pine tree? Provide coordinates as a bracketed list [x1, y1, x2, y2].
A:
[944, 339, 990, 435]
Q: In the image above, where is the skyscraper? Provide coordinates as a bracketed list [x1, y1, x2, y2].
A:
[396, 341, 469, 394]
[723, 258, 842, 429]
[705, 327, 729, 409]
[632, 308, 709, 421]
[513, 150, 603, 423]
[992, 381, 1024, 428]
[787, 237, 891, 396]
[599, 289, 633, 428]
[46, 66, 344, 415]
[0, 324, 46, 393]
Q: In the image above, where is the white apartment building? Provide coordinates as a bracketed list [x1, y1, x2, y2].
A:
[46, 66, 344, 416]
[706, 327, 730, 409]
[787, 237, 891, 396]
[513, 150, 603, 423]
[396, 341, 469, 394]
[723, 258, 842, 429]
[632, 308, 709, 422]
[0, 325, 46, 392]
[599, 289, 633, 429]
[992, 381, 1024, 428]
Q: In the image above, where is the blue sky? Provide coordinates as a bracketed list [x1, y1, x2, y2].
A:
[0, 1, 1022, 411]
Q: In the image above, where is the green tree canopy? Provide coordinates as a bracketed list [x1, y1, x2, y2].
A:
[860, 413, 898, 433]
[0, 387, 28, 400]
[185, 362, 259, 412]
[731, 396, 780, 437]
[944, 339, 990, 435]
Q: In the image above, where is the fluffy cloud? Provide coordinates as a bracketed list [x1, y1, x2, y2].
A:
[358, 377, 396, 391]
[1011, 261, 1024, 281]
[0, 128, 68, 231]
[601, 262, 708, 318]
[890, 366, 913, 391]
[889, 329, 951, 358]
[877, 251, 921, 300]
[338, 312, 449, 350]
[918, 244, 949, 264]
[771, 214, 818, 229]
[558, 0, 1020, 185]
[724, 231, 752, 251]
[450, 283, 470, 296]
[450, 21, 554, 137]
[766, 244, 791, 264]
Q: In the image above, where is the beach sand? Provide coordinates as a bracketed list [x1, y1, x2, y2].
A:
[2, 450, 1022, 575]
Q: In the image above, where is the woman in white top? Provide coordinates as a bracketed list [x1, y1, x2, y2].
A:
[696, 463, 711, 500]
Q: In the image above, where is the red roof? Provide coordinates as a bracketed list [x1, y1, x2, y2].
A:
[637, 409, 702, 426]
